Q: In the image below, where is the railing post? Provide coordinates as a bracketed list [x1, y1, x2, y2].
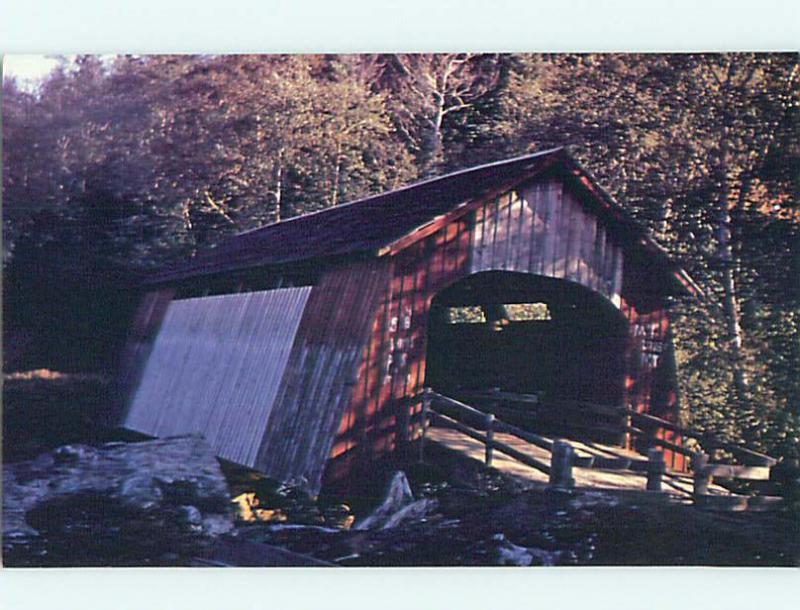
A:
[549, 440, 575, 489]
[419, 389, 431, 463]
[646, 448, 665, 491]
[484, 413, 495, 467]
[692, 451, 711, 499]
[620, 404, 632, 448]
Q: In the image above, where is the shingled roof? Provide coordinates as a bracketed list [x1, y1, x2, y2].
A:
[148, 147, 700, 296]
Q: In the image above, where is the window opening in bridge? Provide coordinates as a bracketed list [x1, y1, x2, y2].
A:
[446, 306, 485, 324]
[504, 302, 551, 321]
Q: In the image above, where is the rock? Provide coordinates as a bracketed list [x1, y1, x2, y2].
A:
[53, 444, 97, 464]
[354, 471, 418, 531]
[2, 435, 233, 566]
[119, 475, 163, 511]
[176, 505, 203, 532]
[203, 514, 238, 536]
[492, 533, 533, 566]
[321, 503, 355, 530]
[381, 499, 438, 530]
[490, 533, 563, 566]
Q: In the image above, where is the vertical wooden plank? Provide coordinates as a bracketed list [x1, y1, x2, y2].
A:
[549, 440, 575, 488]
[646, 448, 665, 492]
[515, 190, 533, 273]
[476, 200, 489, 272]
[469, 202, 481, 274]
[526, 183, 543, 275]
[612, 245, 624, 306]
[542, 180, 562, 279]
[581, 206, 598, 289]
[555, 186, 573, 279]
[489, 195, 501, 270]
[503, 191, 515, 270]
[564, 192, 582, 283]
[594, 224, 607, 296]
[485, 413, 495, 467]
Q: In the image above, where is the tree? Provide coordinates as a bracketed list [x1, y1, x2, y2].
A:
[383, 53, 504, 176]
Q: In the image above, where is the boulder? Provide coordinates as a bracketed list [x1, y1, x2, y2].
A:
[2, 435, 233, 566]
[490, 533, 563, 567]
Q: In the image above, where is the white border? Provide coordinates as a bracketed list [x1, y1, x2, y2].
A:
[2, 1, 799, 609]
[1, 0, 799, 53]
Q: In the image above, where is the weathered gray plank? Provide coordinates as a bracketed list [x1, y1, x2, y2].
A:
[125, 288, 312, 467]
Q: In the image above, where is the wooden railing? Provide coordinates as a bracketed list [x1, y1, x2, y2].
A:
[457, 388, 776, 468]
[423, 390, 553, 478]
[416, 389, 665, 491]
[411, 388, 788, 509]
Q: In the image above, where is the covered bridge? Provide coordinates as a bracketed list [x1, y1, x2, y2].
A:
[116, 147, 700, 494]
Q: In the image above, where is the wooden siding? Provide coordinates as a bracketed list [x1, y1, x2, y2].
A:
[326, 215, 475, 485]
[620, 264, 686, 470]
[470, 180, 623, 306]
[112, 288, 174, 427]
[124, 287, 311, 467]
[325, 177, 686, 484]
[254, 259, 391, 491]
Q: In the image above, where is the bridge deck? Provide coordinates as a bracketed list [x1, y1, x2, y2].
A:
[426, 426, 730, 499]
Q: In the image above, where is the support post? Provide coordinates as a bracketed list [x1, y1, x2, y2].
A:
[485, 413, 495, 467]
[620, 404, 632, 448]
[419, 389, 431, 463]
[646, 448, 665, 491]
[692, 451, 711, 498]
[549, 440, 575, 489]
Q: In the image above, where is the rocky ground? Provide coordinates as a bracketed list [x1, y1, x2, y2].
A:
[3, 375, 799, 567]
[3, 435, 233, 567]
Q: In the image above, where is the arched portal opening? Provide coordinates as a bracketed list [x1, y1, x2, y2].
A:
[425, 271, 630, 443]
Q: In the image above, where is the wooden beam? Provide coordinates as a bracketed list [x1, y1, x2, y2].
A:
[492, 418, 553, 452]
[700, 464, 772, 481]
[648, 436, 696, 458]
[629, 411, 776, 466]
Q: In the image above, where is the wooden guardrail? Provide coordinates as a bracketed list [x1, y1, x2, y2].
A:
[412, 388, 786, 509]
[461, 388, 776, 468]
[423, 390, 553, 477]
[418, 390, 668, 491]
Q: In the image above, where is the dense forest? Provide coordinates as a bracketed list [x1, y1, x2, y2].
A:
[2, 53, 798, 461]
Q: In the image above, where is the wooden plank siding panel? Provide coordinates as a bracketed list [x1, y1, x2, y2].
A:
[326, 216, 475, 485]
[254, 259, 391, 491]
[124, 287, 312, 467]
[469, 181, 623, 308]
[619, 256, 685, 469]
[112, 288, 175, 427]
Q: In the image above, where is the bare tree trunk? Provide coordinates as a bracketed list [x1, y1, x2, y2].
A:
[717, 152, 749, 402]
[714, 57, 750, 404]
[272, 152, 284, 223]
[420, 99, 445, 177]
[331, 141, 343, 207]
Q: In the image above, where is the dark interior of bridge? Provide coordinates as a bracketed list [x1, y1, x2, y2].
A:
[425, 272, 629, 442]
